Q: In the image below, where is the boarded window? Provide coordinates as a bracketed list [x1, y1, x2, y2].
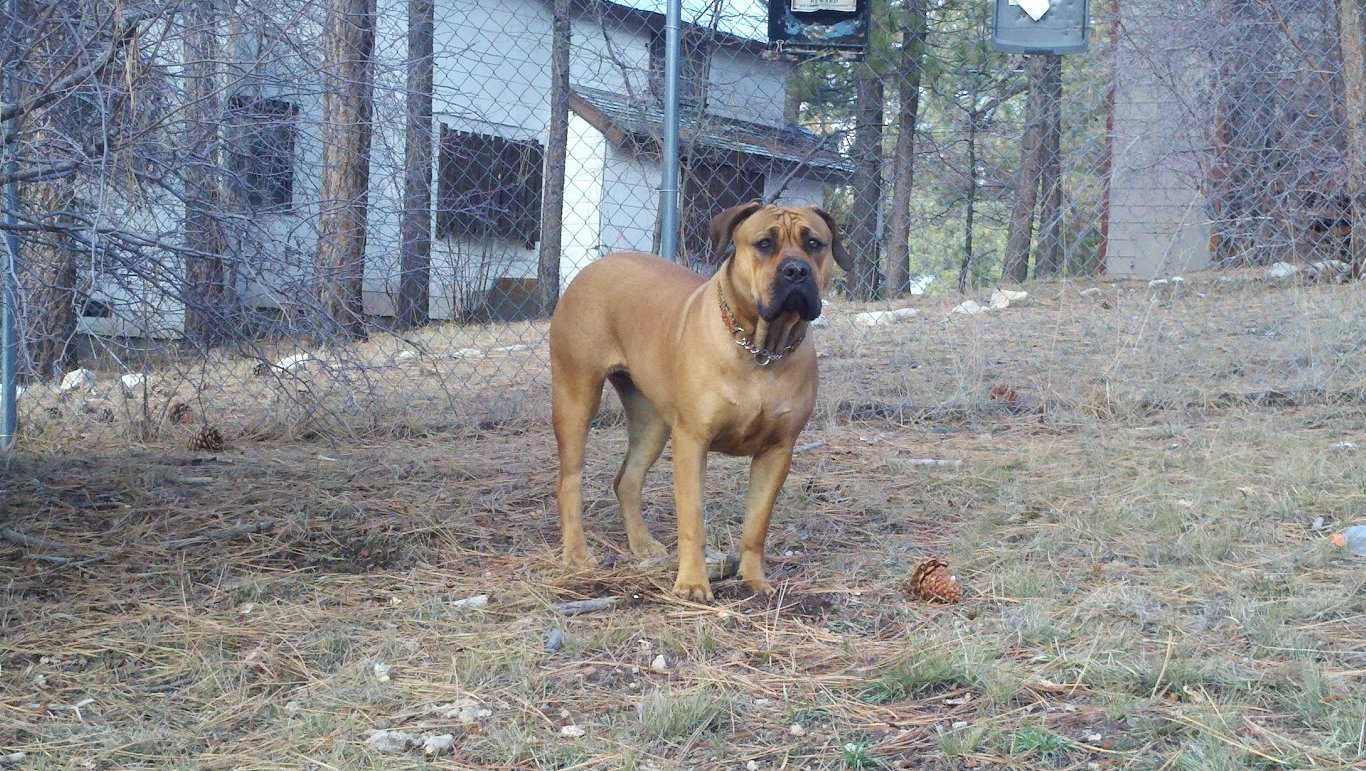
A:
[681, 159, 764, 265]
[226, 96, 297, 210]
[436, 126, 545, 247]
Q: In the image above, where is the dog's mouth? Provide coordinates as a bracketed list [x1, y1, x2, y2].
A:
[760, 281, 821, 322]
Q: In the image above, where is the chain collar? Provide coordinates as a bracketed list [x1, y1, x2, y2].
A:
[717, 284, 806, 366]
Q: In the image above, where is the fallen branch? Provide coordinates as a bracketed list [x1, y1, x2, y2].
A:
[2, 527, 66, 552]
[166, 518, 277, 549]
[793, 440, 826, 454]
[553, 597, 618, 616]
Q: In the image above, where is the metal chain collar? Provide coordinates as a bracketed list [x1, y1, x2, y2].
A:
[716, 285, 806, 367]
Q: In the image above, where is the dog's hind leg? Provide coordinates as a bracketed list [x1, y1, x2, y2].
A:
[609, 373, 670, 559]
[552, 367, 605, 568]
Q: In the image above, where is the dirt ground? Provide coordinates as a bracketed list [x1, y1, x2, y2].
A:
[1, 273, 1364, 769]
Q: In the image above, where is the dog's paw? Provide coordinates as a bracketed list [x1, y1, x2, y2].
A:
[629, 535, 668, 560]
[672, 577, 714, 603]
[562, 546, 597, 569]
[744, 576, 775, 597]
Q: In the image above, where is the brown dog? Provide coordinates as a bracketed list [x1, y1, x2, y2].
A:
[549, 202, 852, 601]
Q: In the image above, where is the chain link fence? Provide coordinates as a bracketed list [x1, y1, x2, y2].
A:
[2, 0, 1363, 449]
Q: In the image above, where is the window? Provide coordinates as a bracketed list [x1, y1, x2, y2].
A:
[649, 30, 711, 109]
[226, 96, 297, 210]
[436, 126, 544, 247]
[681, 159, 764, 265]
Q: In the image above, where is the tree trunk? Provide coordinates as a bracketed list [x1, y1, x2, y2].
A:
[848, 68, 884, 301]
[182, 0, 232, 345]
[958, 114, 978, 294]
[316, 0, 376, 339]
[884, 0, 927, 297]
[538, 0, 571, 317]
[397, 0, 433, 328]
[15, 2, 81, 380]
[20, 171, 78, 381]
[1004, 55, 1048, 283]
[1339, 0, 1366, 278]
[1035, 55, 1063, 277]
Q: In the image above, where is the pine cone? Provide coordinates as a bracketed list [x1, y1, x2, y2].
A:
[905, 557, 962, 604]
[187, 424, 225, 452]
[167, 401, 194, 425]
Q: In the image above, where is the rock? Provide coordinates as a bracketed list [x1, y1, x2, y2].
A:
[950, 300, 986, 315]
[60, 368, 97, 393]
[559, 725, 586, 738]
[1330, 441, 1359, 452]
[545, 627, 564, 651]
[650, 654, 668, 673]
[373, 662, 391, 682]
[276, 352, 316, 372]
[451, 594, 488, 610]
[747, 761, 760, 771]
[395, 350, 419, 362]
[422, 733, 455, 755]
[809, 316, 829, 328]
[433, 698, 491, 724]
[366, 729, 417, 754]
[789, 723, 806, 736]
[1267, 262, 1300, 280]
[119, 373, 146, 391]
[0, 752, 26, 766]
[989, 289, 1028, 309]
[853, 307, 919, 326]
[908, 274, 936, 295]
[452, 348, 482, 358]
[493, 344, 529, 353]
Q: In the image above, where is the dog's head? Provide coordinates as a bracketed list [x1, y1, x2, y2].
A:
[707, 202, 852, 322]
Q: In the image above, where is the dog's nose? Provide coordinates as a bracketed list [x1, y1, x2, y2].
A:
[779, 259, 811, 283]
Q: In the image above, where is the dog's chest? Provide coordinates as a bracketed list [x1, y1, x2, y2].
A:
[706, 382, 806, 456]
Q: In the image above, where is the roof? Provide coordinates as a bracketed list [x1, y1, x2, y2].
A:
[562, 0, 769, 53]
[569, 87, 852, 180]
[604, 0, 767, 43]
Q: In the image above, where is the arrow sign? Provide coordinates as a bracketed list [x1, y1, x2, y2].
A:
[1014, 0, 1051, 21]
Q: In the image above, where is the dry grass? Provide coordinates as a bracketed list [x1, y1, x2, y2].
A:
[2, 272, 1364, 769]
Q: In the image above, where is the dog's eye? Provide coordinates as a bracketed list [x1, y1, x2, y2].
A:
[755, 238, 773, 250]
[805, 238, 823, 251]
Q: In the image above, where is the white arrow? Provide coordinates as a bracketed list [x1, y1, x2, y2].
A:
[1014, 0, 1052, 22]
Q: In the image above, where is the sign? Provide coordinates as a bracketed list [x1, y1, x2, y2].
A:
[766, 0, 869, 62]
[991, 0, 1089, 55]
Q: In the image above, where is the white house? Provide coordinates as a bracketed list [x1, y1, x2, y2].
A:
[77, 0, 848, 336]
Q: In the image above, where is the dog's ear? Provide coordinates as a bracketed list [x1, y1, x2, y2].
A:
[708, 201, 764, 264]
[809, 206, 853, 272]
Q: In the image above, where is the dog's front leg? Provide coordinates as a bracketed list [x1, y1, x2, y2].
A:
[670, 431, 713, 602]
[738, 442, 794, 596]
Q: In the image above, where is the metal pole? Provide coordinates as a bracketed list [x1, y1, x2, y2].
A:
[658, 0, 682, 262]
[2, 0, 20, 449]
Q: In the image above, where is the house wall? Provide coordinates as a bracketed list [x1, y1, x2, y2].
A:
[83, 0, 825, 338]
[1105, 0, 1212, 277]
[562, 114, 611, 290]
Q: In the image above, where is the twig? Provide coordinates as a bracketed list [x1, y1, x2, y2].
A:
[553, 597, 618, 616]
[793, 440, 826, 454]
[2, 527, 66, 552]
[166, 518, 277, 549]
[4, 527, 109, 570]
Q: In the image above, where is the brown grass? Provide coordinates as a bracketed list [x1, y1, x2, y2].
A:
[1, 272, 1364, 769]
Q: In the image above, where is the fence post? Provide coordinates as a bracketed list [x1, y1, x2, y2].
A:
[658, 0, 681, 263]
[1, 0, 20, 449]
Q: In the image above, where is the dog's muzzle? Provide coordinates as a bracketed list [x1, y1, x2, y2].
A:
[760, 258, 821, 322]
